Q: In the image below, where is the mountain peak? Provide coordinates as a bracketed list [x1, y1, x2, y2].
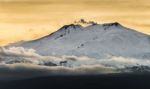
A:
[48, 24, 83, 39]
[10, 21, 150, 59]
[74, 19, 98, 26]
[102, 22, 121, 27]
[100, 22, 123, 30]
[59, 24, 83, 31]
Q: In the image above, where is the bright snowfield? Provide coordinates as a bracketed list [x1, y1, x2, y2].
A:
[0, 22, 150, 80]
[12, 22, 150, 59]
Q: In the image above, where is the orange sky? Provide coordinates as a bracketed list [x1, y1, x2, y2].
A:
[0, 0, 150, 46]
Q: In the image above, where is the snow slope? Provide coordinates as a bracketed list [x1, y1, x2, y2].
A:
[10, 22, 150, 59]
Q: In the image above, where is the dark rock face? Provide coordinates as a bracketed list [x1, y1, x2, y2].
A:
[103, 22, 120, 27]
[5, 60, 33, 64]
[123, 66, 150, 73]
[59, 24, 82, 30]
[103, 22, 121, 30]
[53, 24, 83, 39]
[59, 61, 67, 66]
[40, 62, 57, 66]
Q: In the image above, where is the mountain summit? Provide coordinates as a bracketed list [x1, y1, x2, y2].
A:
[10, 22, 150, 59]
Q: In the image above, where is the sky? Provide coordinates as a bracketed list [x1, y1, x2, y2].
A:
[0, 0, 150, 46]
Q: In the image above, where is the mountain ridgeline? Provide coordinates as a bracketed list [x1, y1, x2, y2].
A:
[9, 22, 150, 59]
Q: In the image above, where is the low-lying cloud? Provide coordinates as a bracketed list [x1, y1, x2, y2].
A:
[0, 47, 150, 80]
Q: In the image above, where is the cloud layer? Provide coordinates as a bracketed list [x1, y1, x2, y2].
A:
[0, 47, 150, 80]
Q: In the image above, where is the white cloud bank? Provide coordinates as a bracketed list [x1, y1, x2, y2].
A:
[0, 47, 150, 80]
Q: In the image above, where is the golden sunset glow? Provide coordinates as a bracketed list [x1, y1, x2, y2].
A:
[0, 0, 150, 46]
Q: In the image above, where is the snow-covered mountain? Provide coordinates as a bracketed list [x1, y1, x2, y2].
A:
[10, 22, 150, 59]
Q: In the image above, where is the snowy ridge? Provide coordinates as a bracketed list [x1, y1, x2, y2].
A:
[0, 22, 150, 79]
[9, 22, 150, 59]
